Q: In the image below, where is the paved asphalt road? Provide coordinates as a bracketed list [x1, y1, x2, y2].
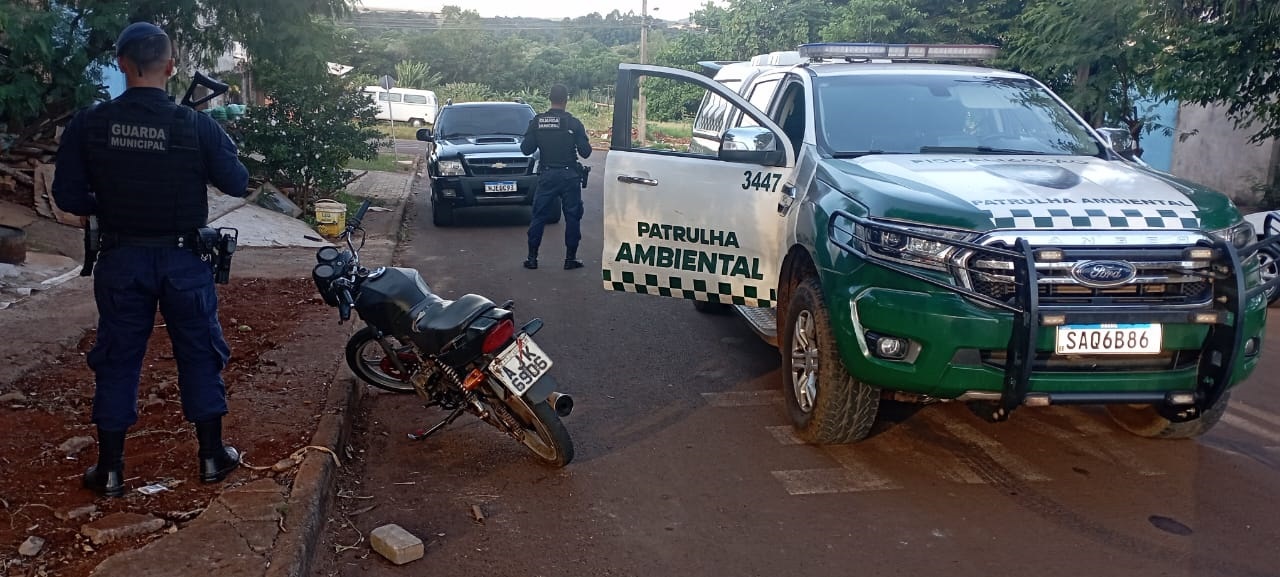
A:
[315, 151, 1280, 577]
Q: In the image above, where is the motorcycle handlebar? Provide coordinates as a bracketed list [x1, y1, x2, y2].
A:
[337, 287, 354, 322]
[349, 199, 372, 231]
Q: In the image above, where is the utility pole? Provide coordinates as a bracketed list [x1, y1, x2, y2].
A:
[637, 0, 648, 145]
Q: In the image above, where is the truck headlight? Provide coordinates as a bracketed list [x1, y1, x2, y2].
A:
[437, 160, 465, 176]
[1211, 221, 1255, 250]
[855, 222, 978, 272]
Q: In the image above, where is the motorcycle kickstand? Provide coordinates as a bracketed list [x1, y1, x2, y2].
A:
[407, 406, 466, 441]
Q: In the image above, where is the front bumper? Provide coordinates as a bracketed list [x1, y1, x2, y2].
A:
[826, 211, 1280, 422]
[433, 174, 539, 207]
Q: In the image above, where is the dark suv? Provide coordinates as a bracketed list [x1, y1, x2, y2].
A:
[416, 101, 558, 227]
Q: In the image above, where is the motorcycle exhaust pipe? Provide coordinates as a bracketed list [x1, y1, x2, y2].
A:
[547, 392, 574, 417]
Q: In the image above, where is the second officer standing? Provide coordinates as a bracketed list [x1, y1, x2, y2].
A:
[520, 85, 591, 270]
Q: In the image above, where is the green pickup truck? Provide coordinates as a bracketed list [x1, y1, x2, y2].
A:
[600, 42, 1279, 443]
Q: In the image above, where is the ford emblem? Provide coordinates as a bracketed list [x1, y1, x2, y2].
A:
[1070, 260, 1137, 288]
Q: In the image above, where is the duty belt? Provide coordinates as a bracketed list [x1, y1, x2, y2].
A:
[100, 231, 200, 250]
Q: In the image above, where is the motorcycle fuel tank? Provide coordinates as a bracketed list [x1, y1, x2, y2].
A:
[354, 267, 443, 336]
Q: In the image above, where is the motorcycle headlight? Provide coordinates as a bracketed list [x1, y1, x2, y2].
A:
[1210, 221, 1255, 250]
[855, 221, 979, 272]
[437, 159, 465, 176]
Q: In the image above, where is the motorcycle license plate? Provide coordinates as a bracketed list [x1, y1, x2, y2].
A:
[489, 333, 553, 396]
[1054, 323, 1162, 355]
[484, 181, 517, 193]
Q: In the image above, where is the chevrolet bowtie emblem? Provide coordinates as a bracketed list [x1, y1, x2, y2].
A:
[492, 162, 507, 169]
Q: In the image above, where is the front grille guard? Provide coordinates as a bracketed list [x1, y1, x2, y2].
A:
[828, 210, 1280, 422]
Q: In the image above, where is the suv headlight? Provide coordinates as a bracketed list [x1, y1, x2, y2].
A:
[1210, 221, 1255, 250]
[437, 159, 465, 176]
[855, 221, 979, 272]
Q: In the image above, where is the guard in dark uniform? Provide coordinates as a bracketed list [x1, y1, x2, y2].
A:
[521, 85, 592, 270]
[52, 22, 250, 497]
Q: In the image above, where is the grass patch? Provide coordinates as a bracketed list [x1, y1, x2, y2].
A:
[376, 123, 425, 141]
[345, 152, 413, 173]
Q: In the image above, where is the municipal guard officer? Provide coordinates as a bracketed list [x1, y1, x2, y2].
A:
[521, 85, 592, 270]
[52, 22, 250, 497]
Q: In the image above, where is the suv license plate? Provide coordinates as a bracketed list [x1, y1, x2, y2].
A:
[1054, 323, 1162, 355]
[489, 333, 553, 396]
[484, 181, 517, 193]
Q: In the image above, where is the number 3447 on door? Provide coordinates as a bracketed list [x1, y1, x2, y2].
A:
[742, 171, 783, 192]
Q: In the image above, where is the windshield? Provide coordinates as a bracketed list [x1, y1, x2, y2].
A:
[434, 106, 534, 138]
[815, 74, 1103, 157]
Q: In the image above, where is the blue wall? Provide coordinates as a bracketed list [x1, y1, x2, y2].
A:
[1136, 95, 1177, 172]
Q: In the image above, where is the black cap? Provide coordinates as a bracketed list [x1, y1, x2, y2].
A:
[115, 21, 168, 57]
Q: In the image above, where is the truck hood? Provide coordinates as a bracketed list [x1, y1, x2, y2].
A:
[821, 154, 1239, 232]
[435, 135, 527, 157]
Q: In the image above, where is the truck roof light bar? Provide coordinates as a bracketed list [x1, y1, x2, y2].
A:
[798, 42, 1000, 63]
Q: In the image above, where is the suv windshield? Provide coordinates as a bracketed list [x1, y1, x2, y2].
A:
[434, 105, 535, 138]
[815, 74, 1103, 157]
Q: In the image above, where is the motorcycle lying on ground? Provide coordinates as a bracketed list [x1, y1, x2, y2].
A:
[311, 200, 574, 467]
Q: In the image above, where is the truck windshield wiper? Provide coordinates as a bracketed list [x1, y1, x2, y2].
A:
[919, 146, 1052, 155]
[439, 132, 473, 139]
[831, 150, 908, 158]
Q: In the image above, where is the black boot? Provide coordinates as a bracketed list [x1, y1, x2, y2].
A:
[564, 247, 583, 270]
[83, 428, 126, 498]
[196, 418, 240, 484]
[523, 247, 538, 269]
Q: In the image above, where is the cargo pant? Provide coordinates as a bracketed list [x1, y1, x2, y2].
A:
[527, 167, 583, 257]
[87, 246, 231, 431]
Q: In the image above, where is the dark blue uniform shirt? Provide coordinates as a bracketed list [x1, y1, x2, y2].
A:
[53, 87, 250, 216]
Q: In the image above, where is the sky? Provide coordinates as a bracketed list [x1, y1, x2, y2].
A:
[352, 0, 717, 21]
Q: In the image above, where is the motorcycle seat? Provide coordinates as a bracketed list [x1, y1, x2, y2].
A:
[413, 294, 496, 351]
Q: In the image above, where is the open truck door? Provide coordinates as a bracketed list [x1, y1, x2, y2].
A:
[602, 64, 795, 310]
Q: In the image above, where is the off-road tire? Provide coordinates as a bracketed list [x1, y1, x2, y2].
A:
[1105, 391, 1231, 439]
[782, 276, 880, 444]
[432, 195, 455, 227]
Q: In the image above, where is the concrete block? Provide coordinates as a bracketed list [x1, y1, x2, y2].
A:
[81, 512, 165, 545]
[369, 524, 423, 565]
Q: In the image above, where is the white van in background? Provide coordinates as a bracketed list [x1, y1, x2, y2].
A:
[363, 86, 439, 127]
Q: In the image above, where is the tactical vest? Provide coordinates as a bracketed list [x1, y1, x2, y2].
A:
[532, 110, 579, 169]
[82, 97, 208, 236]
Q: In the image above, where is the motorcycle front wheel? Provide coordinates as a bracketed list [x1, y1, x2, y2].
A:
[345, 327, 418, 394]
[497, 376, 574, 467]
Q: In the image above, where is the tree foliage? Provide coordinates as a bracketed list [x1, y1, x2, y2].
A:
[1150, 0, 1280, 142]
[0, 0, 352, 145]
[1004, 0, 1161, 145]
[237, 63, 386, 204]
[393, 60, 442, 90]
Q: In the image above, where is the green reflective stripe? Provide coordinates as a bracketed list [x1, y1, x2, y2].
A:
[602, 269, 775, 308]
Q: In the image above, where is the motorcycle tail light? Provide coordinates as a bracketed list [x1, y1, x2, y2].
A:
[482, 318, 515, 354]
[462, 369, 486, 391]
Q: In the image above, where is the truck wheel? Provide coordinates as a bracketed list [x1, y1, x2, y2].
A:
[1257, 245, 1279, 305]
[410, 118, 425, 127]
[782, 276, 880, 444]
[1105, 392, 1230, 439]
[432, 196, 455, 227]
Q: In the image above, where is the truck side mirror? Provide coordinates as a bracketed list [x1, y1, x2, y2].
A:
[719, 126, 784, 166]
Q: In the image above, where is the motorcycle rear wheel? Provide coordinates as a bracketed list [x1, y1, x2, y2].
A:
[499, 382, 574, 467]
[346, 327, 418, 394]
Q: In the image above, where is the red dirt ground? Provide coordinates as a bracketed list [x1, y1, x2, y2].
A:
[0, 277, 342, 577]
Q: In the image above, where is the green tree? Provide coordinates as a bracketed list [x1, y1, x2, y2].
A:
[1151, 0, 1280, 142]
[438, 82, 494, 103]
[0, 0, 352, 146]
[713, 0, 834, 58]
[393, 60, 442, 90]
[1004, 0, 1160, 146]
[238, 63, 386, 206]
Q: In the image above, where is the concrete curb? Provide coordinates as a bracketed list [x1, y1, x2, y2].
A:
[263, 164, 420, 577]
[263, 360, 360, 577]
